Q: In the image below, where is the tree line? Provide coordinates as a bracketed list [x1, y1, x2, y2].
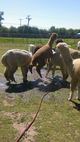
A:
[0, 25, 80, 38]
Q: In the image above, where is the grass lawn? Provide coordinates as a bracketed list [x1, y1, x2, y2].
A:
[0, 37, 80, 142]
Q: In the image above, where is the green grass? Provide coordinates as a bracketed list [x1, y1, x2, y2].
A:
[35, 91, 80, 142]
[0, 37, 80, 142]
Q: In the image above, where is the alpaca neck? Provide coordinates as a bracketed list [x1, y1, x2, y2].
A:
[63, 56, 74, 77]
[47, 37, 54, 47]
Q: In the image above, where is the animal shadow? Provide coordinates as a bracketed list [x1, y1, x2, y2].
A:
[5, 80, 40, 93]
[5, 75, 70, 93]
[71, 100, 80, 111]
[37, 75, 70, 92]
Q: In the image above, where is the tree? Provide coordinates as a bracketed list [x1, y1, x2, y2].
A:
[0, 11, 4, 27]
[49, 26, 56, 33]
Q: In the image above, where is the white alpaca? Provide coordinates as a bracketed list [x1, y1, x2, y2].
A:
[46, 40, 80, 80]
[69, 47, 80, 59]
[28, 44, 36, 53]
[56, 42, 80, 101]
[45, 49, 68, 80]
[1, 49, 32, 83]
[77, 41, 80, 50]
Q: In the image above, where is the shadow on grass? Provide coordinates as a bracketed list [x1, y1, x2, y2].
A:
[37, 75, 70, 92]
[5, 75, 70, 93]
[5, 80, 39, 93]
[71, 100, 80, 111]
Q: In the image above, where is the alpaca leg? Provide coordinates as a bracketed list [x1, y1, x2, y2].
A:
[45, 62, 53, 78]
[4, 68, 10, 82]
[51, 65, 56, 77]
[21, 66, 28, 82]
[29, 65, 33, 73]
[45, 61, 56, 78]
[60, 65, 68, 80]
[36, 65, 42, 78]
[10, 66, 18, 82]
[68, 79, 78, 101]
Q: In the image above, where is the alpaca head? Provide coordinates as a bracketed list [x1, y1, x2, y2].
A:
[48, 33, 57, 46]
[56, 42, 70, 57]
[50, 33, 57, 41]
[55, 38, 64, 44]
[56, 42, 73, 66]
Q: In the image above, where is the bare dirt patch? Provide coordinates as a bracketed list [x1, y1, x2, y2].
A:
[2, 111, 37, 142]
[13, 122, 37, 142]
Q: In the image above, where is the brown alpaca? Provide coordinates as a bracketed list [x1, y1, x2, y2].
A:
[56, 42, 80, 101]
[30, 33, 57, 77]
[1, 49, 32, 83]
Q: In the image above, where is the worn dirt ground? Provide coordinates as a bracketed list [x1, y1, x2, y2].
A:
[0, 68, 70, 142]
[0, 67, 70, 96]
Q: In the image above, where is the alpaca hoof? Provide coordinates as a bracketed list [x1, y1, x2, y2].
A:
[68, 97, 72, 101]
[23, 80, 28, 83]
[63, 74, 68, 80]
[11, 79, 16, 83]
[76, 96, 80, 101]
[6, 81, 11, 86]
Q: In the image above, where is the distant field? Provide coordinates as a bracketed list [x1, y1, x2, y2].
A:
[0, 37, 79, 73]
[0, 37, 80, 142]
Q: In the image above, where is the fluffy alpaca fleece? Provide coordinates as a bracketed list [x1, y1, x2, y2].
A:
[47, 39, 80, 79]
[45, 49, 68, 80]
[69, 47, 80, 59]
[1, 49, 32, 83]
[46, 38, 80, 80]
[30, 33, 57, 77]
[28, 44, 42, 55]
[46, 38, 68, 80]
[55, 39, 80, 59]
[56, 42, 80, 101]
[29, 44, 48, 77]
[77, 41, 80, 50]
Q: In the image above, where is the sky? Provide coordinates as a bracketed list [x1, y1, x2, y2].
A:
[0, 0, 80, 29]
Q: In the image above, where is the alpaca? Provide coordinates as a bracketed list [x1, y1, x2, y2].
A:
[55, 39, 80, 59]
[56, 42, 80, 101]
[46, 39, 80, 79]
[77, 41, 80, 50]
[28, 44, 35, 52]
[29, 38, 68, 79]
[30, 33, 57, 77]
[45, 49, 68, 80]
[45, 38, 68, 80]
[69, 47, 80, 59]
[1, 49, 32, 83]
[29, 44, 46, 77]
[28, 44, 42, 54]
